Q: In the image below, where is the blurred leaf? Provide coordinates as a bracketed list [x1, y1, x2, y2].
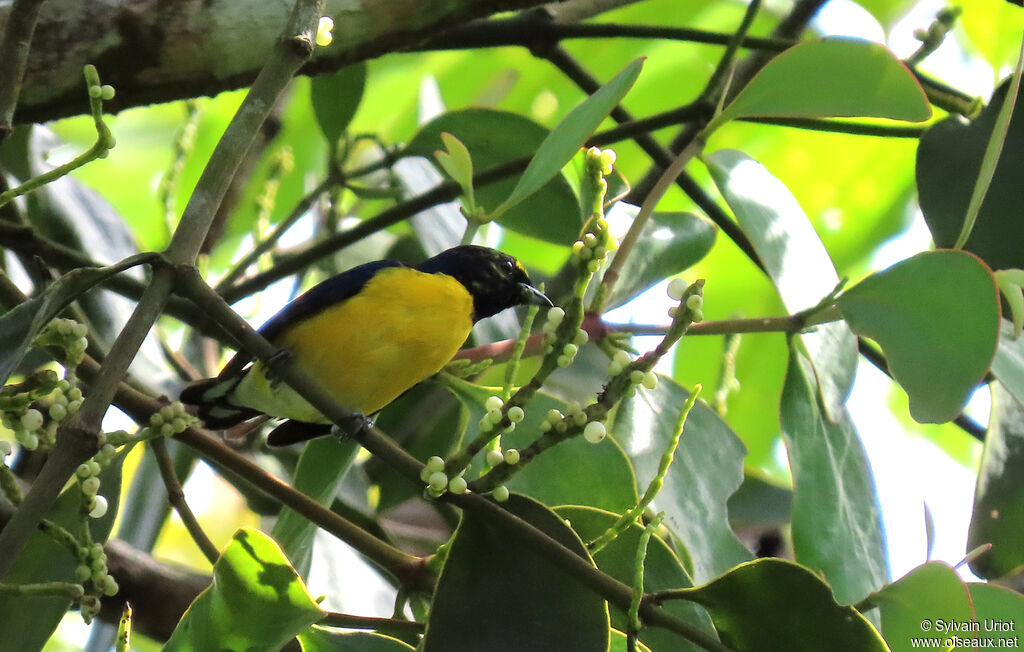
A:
[604, 210, 717, 311]
[272, 437, 359, 577]
[836, 250, 1000, 424]
[424, 494, 608, 652]
[918, 79, 1024, 271]
[403, 108, 580, 244]
[967, 582, 1024, 645]
[0, 451, 125, 652]
[711, 37, 930, 131]
[993, 320, 1024, 407]
[557, 506, 718, 652]
[871, 561, 972, 652]
[726, 472, 792, 529]
[609, 630, 652, 652]
[676, 558, 887, 651]
[781, 346, 889, 606]
[299, 627, 415, 651]
[705, 148, 856, 423]
[0, 254, 154, 386]
[446, 377, 638, 512]
[968, 382, 1024, 579]
[164, 528, 325, 652]
[611, 375, 751, 583]
[311, 63, 368, 149]
[494, 58, 644, 217]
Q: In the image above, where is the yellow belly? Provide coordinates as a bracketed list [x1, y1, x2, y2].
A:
[235, 267, 474, 422]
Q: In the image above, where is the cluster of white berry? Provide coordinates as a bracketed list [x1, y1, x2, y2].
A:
[73, 542, 118, 623]
[666, 277, 704, 323]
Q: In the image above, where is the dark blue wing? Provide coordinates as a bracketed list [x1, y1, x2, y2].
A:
[258, 259, 406, 341]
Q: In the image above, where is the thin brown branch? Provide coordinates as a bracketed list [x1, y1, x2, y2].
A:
[0, 0, 46, 143]
[149, 438, 221, 566]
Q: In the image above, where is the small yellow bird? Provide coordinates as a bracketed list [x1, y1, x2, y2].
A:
[181, 245, 551, 445]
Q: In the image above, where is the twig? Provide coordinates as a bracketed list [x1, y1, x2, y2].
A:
[0, 0, 47, 144]
[149, 438, 220, 565]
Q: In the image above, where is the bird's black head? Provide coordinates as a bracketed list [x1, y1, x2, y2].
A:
[416, 245, 552, 320]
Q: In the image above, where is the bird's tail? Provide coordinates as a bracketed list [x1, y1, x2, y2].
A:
[180, 374, 262, 429]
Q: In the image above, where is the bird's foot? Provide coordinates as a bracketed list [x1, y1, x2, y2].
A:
[331, 412, 373, 441]
[265, 348, 293, 388]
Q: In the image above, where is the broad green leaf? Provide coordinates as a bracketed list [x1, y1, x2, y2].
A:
[836, 250, 1000, 423]
[710, 37, 930, 132]
[871, 561, 972, 652]
[705, 148, 856, 423]
[0, 451, 125, 652]
[993, 320, 1024, 408]
[675, 558, 887, 651]
[494, 58, 644, 217]
[299, 627, 415, 651]
[445, 377, 638, 512]
[311, 63, 367, 149]
[403, 108, 580, 243]
[271, 436, 359, 577]
[0, 254, 155, 386]
[611, 375, 751, 583]
[164, 528, 325, 652]
[557, 506, 719, 652]
[968, 383, 1024, 579]
[604, 210, 717, 310]
[609, 630, 652, 652]
[781, 345, 889, 606]
[967, 583, 1024, 647]
[424, 494, 608, 652]
[918, 79, 1024, 271]
[726, 472, 792, 530]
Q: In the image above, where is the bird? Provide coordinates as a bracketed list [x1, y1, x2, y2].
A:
[180, 245, 551, 445]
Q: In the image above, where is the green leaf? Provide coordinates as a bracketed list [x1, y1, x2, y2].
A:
[0, 254, 155, 386]
[556, 506, 719, 652]
[403, 108, 580, 243]
[968, 382, 1024, 579]
[871, 561, 972, 652]
[676, 558, 887, 651]
[918, 78, 1024, 270]
[781, 346, 889, 606]
[710, 37, 930, 132]
[445, 377, 638, 512]
[299, 627, 415, 652]
[604, 210, 717, 311]
[610, 375, 750, 583]
[271, 437, 359, 577]
[164, 528, 325, 652]
[609, 630, 652, 652]
[424, 494, 608, 652]
[0, 450, 126, 652]
[705, 148, 856, 423]
[311, 63, 367, 149]
[993, 320, 1024, 407]
[726, 472, 792, 530]
[493, 58, 644, 217]
[836, 250, 1000, 423]
[967, 583, 1024, 647]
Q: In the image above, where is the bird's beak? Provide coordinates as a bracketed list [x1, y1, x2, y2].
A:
[518, 283, 553, 307]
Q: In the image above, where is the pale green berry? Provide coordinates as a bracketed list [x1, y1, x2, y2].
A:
[448, 476, 468, 494]
[601, 164, 613, 176]
[542, 320, 557, 335]
[72, 322, 88, 338]
[87, 461, 101, 476]
[686, 294, 704, 311]
[426, 456, 445, 472]
[159, 423, 174, 437]
[100, 443, 116, 459]
[592, 245, 606, 260]
[102, 575, 119, 596]
[555, 421, 568, 433]
[67, 399, 83, 414]
[171, 417, 188, 434]
[546, 307, 565, 325]
[584, 233, 597, 247]
[0, 441, 11, 458]
[76, 463, 92, 478]
[88, 85, 102, 98]
[503, 423, 516, 435]
[100, 85, 115, 100]
[668, 306, 679, 319]
[81, 477, 100, 496]
[486, 449, 505, 467]
[479, 416, 493, 431]
[74, 564, 92, 583]
[89, 495, 108, 519]
[420, 467, 434, 482]
[577, 246, 592, 261]
[545, 409, 563, 425]
[613, 350, 631, 367]
[316, 16, 334, 46]
[667, 278, 688, 301]
[599, 149, 616, 168]
[562, 344, 578, 358]
[630, 370, 644, 385]
[20, 432, 39, 450]
[504, 449, 520, 465]
[493, 485, 510, 502]
[485, 395, 503, 412]
[557, 355, 571, 367]
[428, 471, 448, 491]
[585, 146, 601, 162]
[20, 409, 44, 432]
[573, 411, 587, 427]
[57, 380, 71, 392]
[571, 240, 585, 256]
[583, 421, 607, 444]
[507, 406, 525, 423]
[149, 413, 164, 426]
[538, 420, 552, 432]
[159, 405, 175, 421]
[49, 403, 67, 422]
[642, 372, 658, 390]
[573, 330, 589, 345]
[691, 308, 704, 322]
[608, 361, 623, 376]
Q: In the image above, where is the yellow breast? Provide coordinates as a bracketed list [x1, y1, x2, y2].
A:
[236, 267, 474, 422]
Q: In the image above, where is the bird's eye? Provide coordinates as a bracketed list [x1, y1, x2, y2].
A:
[503, 259, 515, 274]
